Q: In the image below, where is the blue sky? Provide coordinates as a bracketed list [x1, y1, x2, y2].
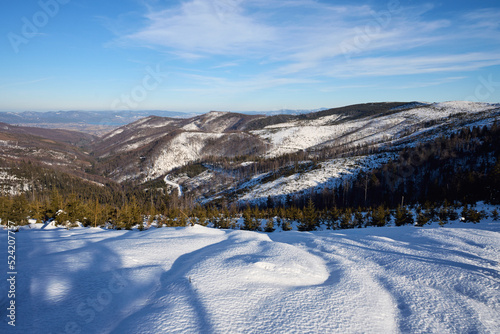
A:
[1, 0, 499, 113]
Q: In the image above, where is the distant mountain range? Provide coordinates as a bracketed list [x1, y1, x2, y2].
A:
[0, 110, 192, 125]
[0, 109, 323, 135]
[0, 110, 196, 135]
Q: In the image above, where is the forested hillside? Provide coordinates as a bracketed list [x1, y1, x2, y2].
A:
[0, 101, 499, 230]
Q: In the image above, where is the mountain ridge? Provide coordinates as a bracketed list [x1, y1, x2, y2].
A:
[0, 101, 498, 206]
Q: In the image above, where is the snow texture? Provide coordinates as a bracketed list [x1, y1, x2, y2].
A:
[1, 220, 499, 333]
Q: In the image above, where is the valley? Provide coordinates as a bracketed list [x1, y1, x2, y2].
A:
[0, 101, 499, 210]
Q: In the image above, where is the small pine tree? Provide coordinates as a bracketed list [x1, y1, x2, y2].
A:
[242, 206, 260, 231]
[438, 206, 449, 226]
[340, 208, 353, 229]
[461, 206, 484, 224]
[264, 219, 275, 233]
[394, 206, 408, 227]
[447, 206, 459, 221]
[353, 209, 364, 228]
[281, 218, 292, 231]
[490, 209, 499, 221]
[298, 198, 318, 231]
[178, 215, 188, 227]
[404, 209, 414, 226]
[9, 195, 29, 226]
[197, 209, 207, 226]
[0, 196, 12, 225]
[370, 205, 390, 227]
[218, 214, 231, 229]
[329, 206, 341, 229]
[29, 200, 45, 224]
[415, 212, 430, 227]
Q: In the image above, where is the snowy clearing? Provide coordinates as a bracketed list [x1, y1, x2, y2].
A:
[239, 153, 395, 204]
[1, 220, 499, 333]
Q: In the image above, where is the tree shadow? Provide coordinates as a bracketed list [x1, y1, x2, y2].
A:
[0, 229, 159, 334]
[110, 237, 232, 334]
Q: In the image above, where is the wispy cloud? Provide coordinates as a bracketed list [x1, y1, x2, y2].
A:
[171, 72, 319, 95]
[123, 0, 275, 57]
[390, 76, 467, 90]
[211, 62, 240, 69]
[325, 53, 500, 78]
[461, 8, 500, 30]
[115, 0, 500, 85]
[0, 77, 52, 89]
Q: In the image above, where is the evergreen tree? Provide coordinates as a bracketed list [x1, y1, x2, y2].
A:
[65, 193, 87, 224]
[196, 207, 208, 226]
[370, 205, 390, 227]
[438, 205, 449, 226]
[328, 206, 341, 229]
[264, 218, 275, 232]
[415, 211, 430, 227]
[395, 205, 413, 226]
[48, 188, 63, 220]
[281, 218, 292, 231]
[29, 199, 44, 224]
[298, 198, 318, 231]
[353, 209, 365, 228]
[461, 205, 484, 224]
[491, 209, 499, 221]
[90, 198, 104, 228]
[340, 208, 353, 229]
[242, 206, 260, 231]
[9, 195, 29, 225]
[215, 209, 231, 229]
[0, 196, 12, 225]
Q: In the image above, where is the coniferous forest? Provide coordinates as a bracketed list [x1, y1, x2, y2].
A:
[1, 122, 499, 231]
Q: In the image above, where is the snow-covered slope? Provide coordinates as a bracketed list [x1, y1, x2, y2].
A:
[93, 111, 265, 181]
[253, 101, 498, 157]
[2, 221, 499, 333]
[93, 101, 499, 184]
[149, 132, 225, 179]
[239, 153, 395, 204]
[92, 100, 499, 204]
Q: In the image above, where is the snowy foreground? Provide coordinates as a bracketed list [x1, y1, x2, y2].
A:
[1, 221, 500, 333]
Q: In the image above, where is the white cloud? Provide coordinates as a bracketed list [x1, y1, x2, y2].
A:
[327, 53, 500, 77]
[0, 77, 53, 89]
[390, 76, 467, 90]
[116, 0, 500, 84]
[211, 62, 240, 69]
[125, 0, 275, 56]
[171, 72, 319, 95]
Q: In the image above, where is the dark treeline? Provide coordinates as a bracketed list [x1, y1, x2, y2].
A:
[312, 123, 500, 210]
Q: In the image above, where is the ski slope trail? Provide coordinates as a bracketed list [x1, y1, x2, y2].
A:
[164, 174, 183, 197]
[270, 226, 500, 333]
[1, 223, 499, 333]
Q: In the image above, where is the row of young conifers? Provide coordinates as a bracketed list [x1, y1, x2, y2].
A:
[1, 188, 497, 231]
